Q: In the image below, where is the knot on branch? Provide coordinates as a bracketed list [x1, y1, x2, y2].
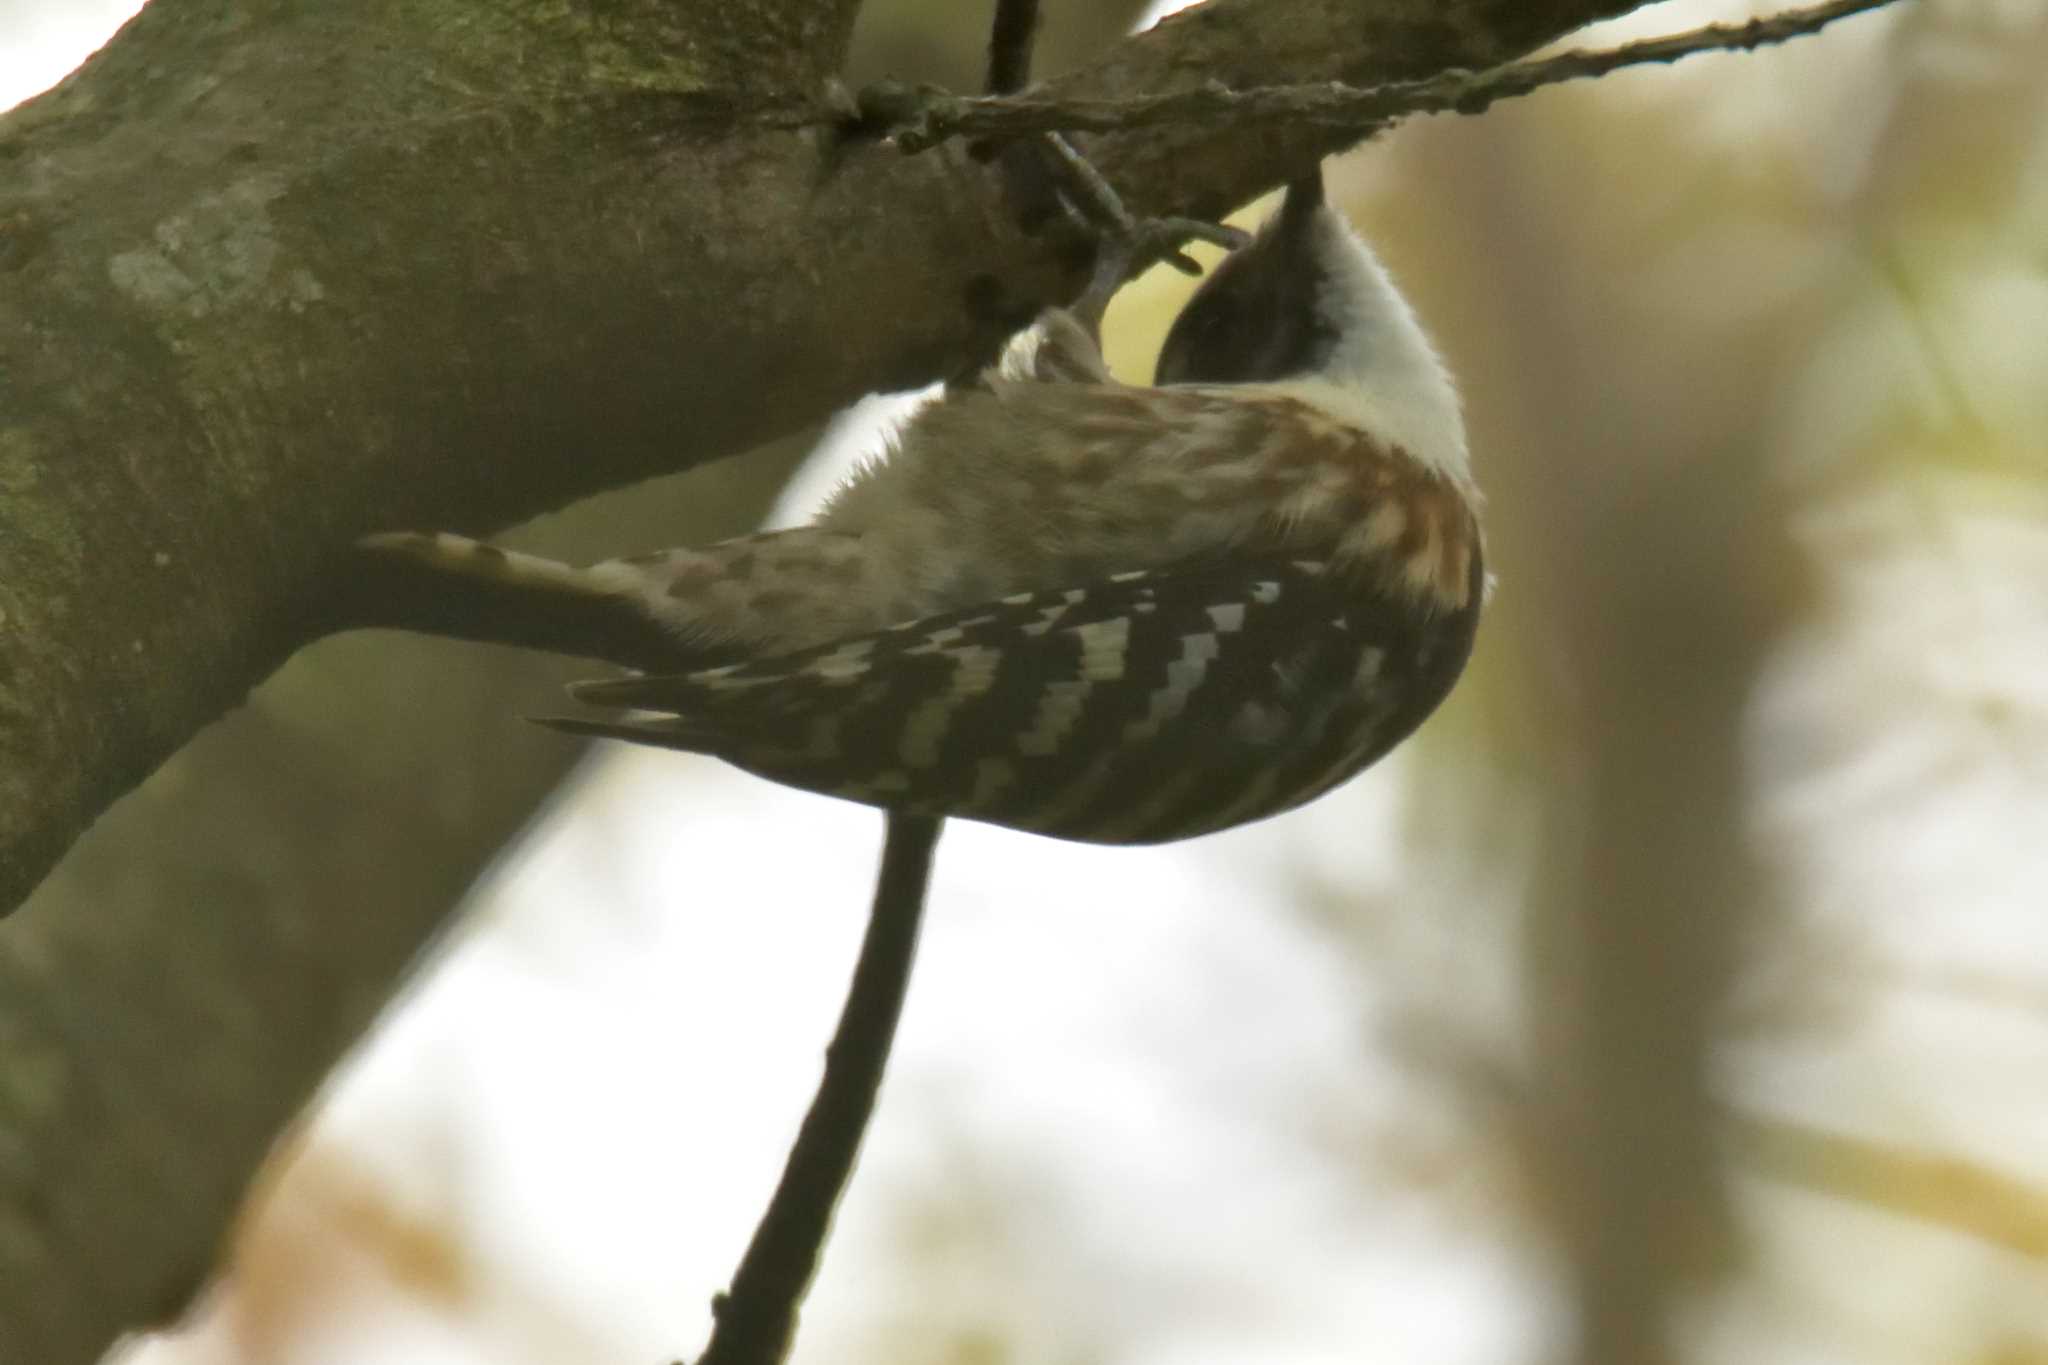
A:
[849, 79, 961, 154]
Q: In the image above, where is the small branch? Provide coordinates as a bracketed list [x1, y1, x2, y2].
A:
[694, 813, 943, 1365]
[1032, 130, 1250, 283]
[986, 0, 1042, 97]
[845, 0, 1903, 151]
[1727, 1110, 2048, 1261]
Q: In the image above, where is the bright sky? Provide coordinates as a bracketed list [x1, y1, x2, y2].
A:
[0, 0, 144, 111]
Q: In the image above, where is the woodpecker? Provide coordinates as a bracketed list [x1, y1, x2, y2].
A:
[363, 168, 1484, 844]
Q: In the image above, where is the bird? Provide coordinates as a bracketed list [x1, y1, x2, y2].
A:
[361, 165, 1484, 845]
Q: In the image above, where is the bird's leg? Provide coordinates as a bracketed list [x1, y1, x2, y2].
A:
[1032, 131, 1249, 339]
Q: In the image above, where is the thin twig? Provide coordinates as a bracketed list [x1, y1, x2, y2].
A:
[986, 0, 1041, 97]
[694, 11, 1055, 1357]
[695, 813, 943, 1365]
[843, 0, 1903, 151]
[1033, 130, 1249, 278]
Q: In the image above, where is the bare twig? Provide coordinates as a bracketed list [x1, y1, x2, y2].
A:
[1033, 130, 1250, 282]
[980, 0, 1250, 324]
[695, 813, 944, 1365]
[986, 0, 1042, 96]
[1727, 1110, 2048, 1261]
[692, 18, 1051, 1354]
[845, 0, 1902, 151]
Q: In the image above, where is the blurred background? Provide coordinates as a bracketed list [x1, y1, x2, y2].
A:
[8, 0, 2047, 1360]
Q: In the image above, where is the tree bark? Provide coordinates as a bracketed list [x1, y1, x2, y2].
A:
[0, 0, 1643, 1358]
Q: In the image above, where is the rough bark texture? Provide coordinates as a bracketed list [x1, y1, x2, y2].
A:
[0, 0, 1646, 1359]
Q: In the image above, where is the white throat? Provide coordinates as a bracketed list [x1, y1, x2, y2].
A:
[1263, 213, 1471, 486]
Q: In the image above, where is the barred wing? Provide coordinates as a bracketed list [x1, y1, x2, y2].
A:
[541, 555, 1477, 844]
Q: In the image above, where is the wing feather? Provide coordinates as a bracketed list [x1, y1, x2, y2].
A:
[539, 554, 1471, 844]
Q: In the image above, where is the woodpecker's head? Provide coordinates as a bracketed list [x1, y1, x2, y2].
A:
[1154, 168, 1470, 483]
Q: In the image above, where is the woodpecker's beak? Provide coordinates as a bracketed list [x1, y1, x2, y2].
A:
[1277, 167, 1326, 233]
